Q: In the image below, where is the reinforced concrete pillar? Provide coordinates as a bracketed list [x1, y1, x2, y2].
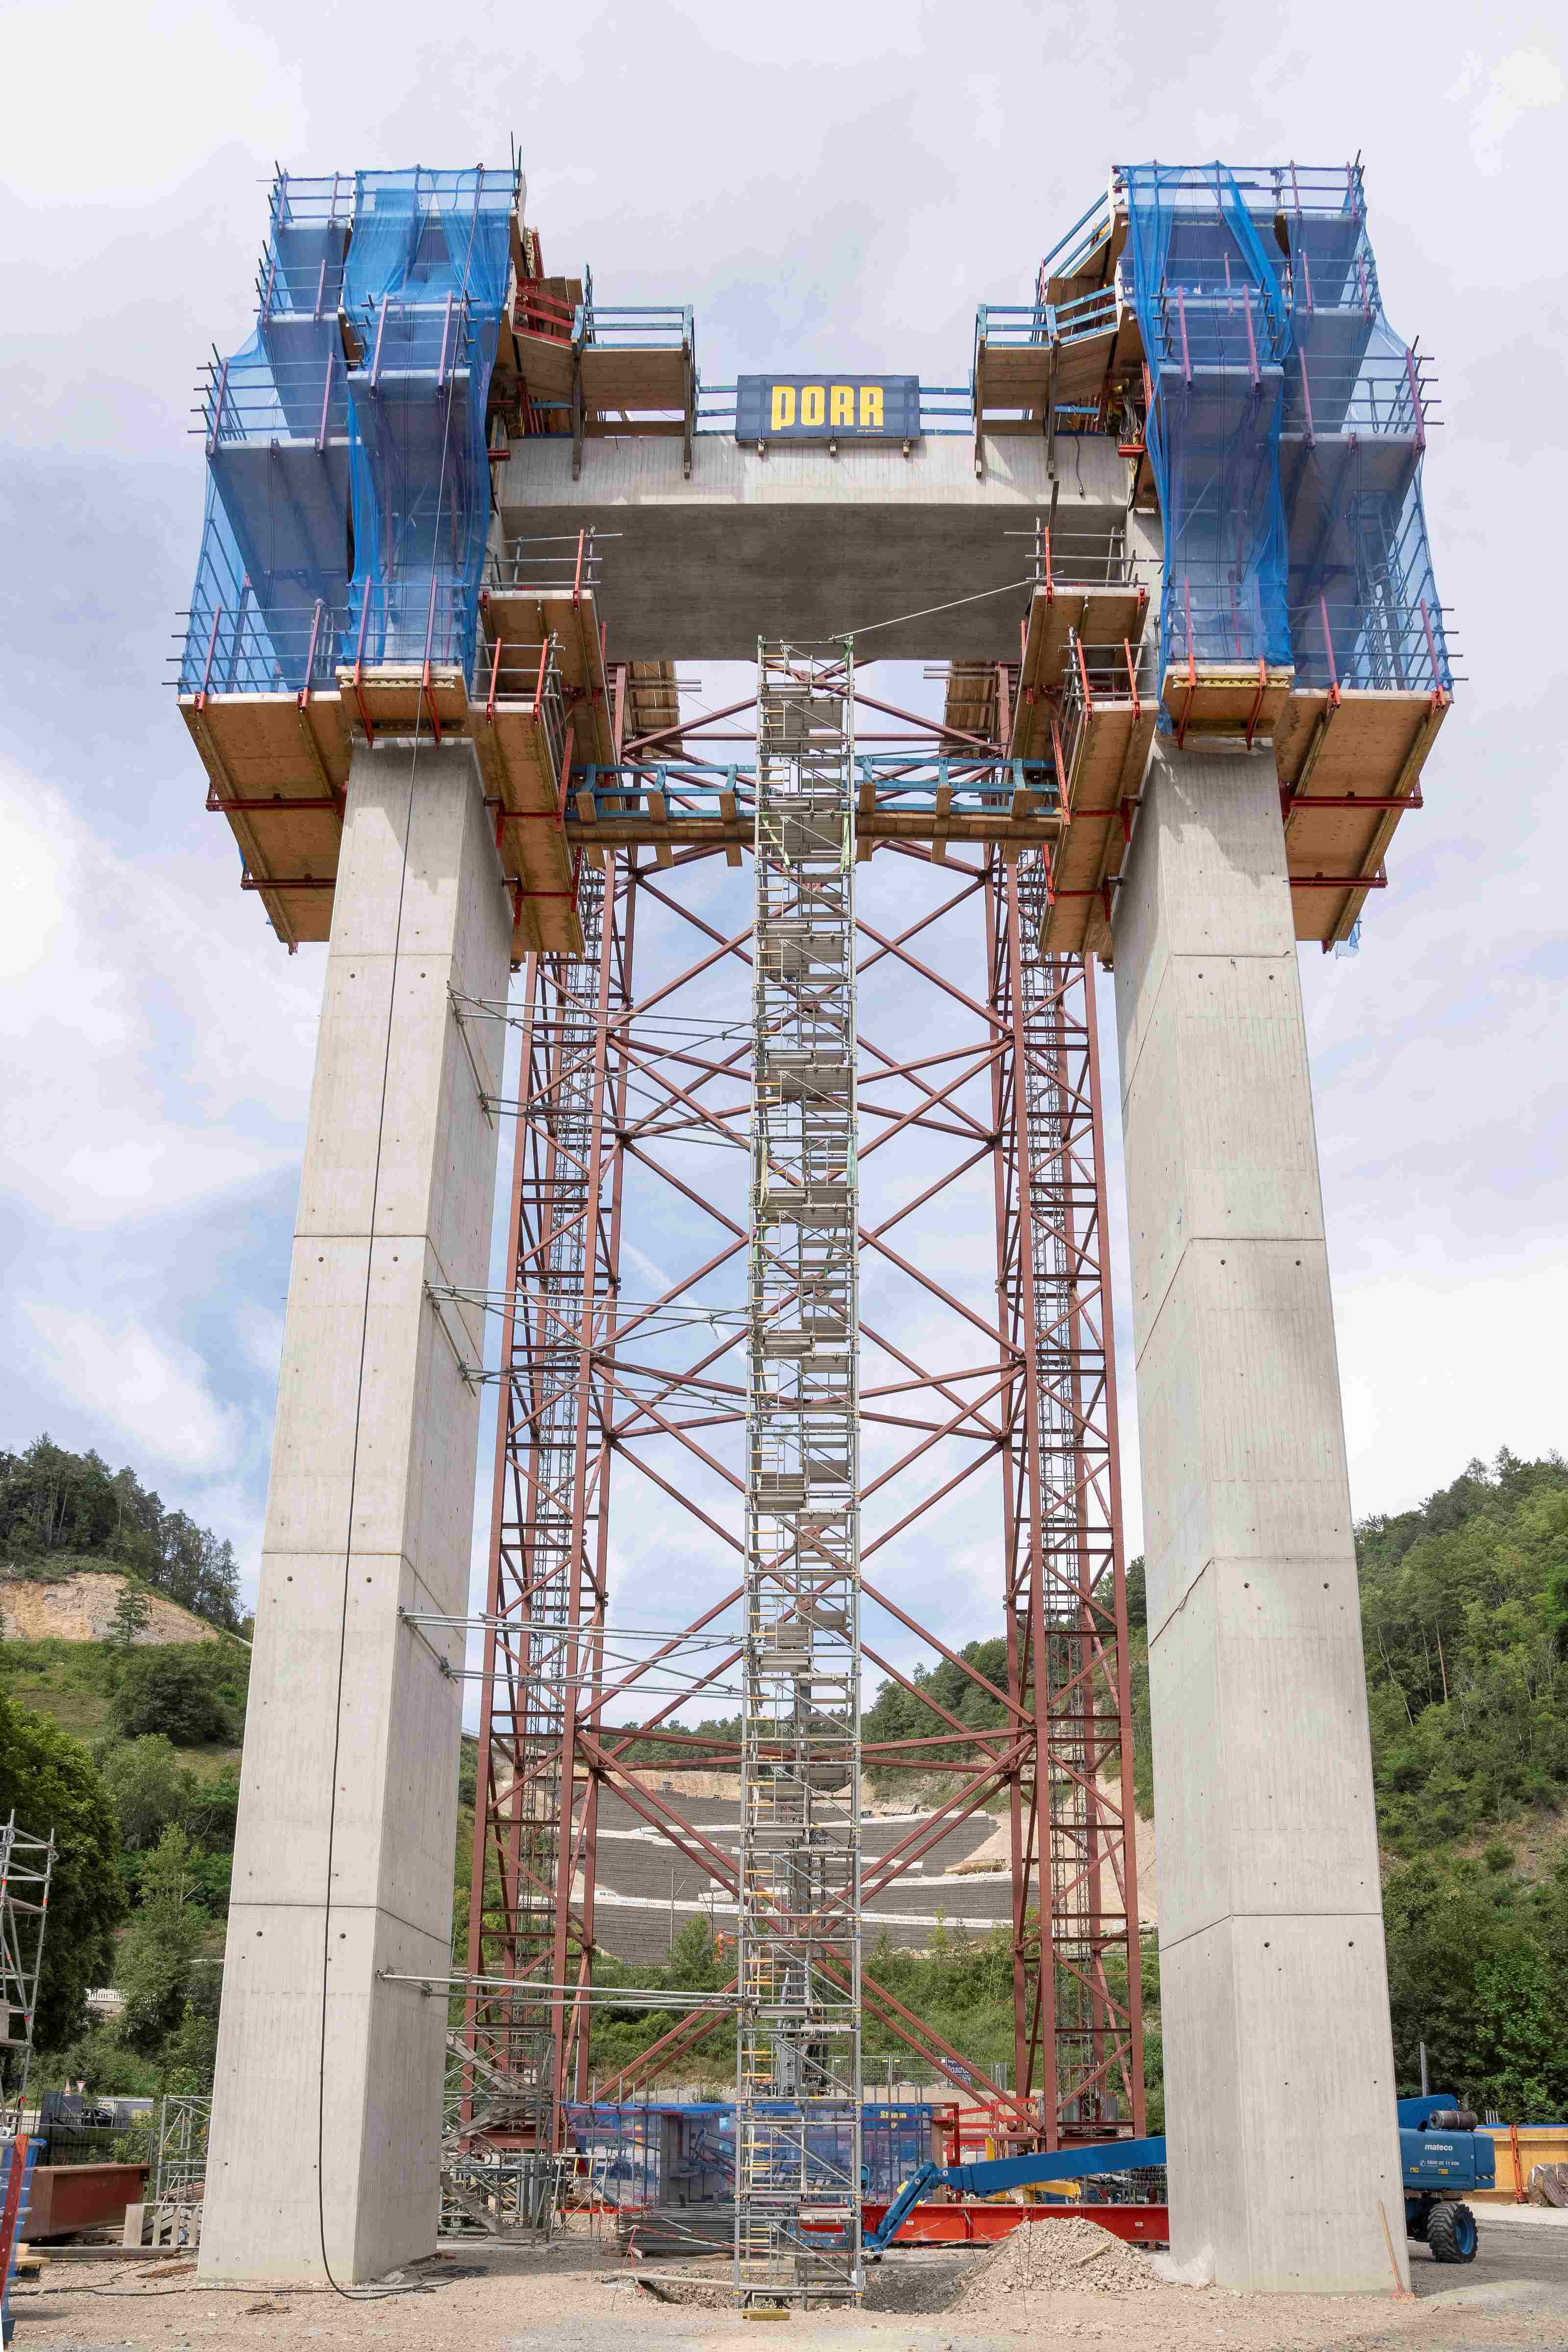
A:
[1110, 738, 1406, 2292]
[200, 738, 510, 2284]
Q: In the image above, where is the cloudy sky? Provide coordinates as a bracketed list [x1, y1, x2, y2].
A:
[2, 0, 1564, 1647]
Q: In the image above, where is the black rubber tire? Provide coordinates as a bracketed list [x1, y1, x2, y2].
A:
[1426, 2202, 1478, 2263]
[1408, 2204, 1429, 2243]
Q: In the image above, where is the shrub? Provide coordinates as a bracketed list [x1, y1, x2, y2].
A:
[111, 1649, 235, 1745]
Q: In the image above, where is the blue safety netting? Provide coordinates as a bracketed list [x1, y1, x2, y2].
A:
[1122, 163, 1293, 686]
[179, 173, 353, 693]
[1118, 161, 1451, 706]
[342, 167, 514, 672]
[1274, 165, 1451, 694]
[563, 2101, 940, 2205]
[178, 164, 514, 695]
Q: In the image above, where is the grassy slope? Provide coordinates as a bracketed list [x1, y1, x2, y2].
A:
[1, 1637, 242, 1776]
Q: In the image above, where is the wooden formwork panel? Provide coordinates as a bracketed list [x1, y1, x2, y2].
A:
[1014, 582, 1151, 729]
[1051, 324, 1119, 403]
[978, 344, 1050, 411]
[943, 662, 998, 743]
[1277, 686, 1447, 947]
[485, 588, 615, 763]
[1161, 664, 1295, 741]
[181, 694, 350, 950]
[580, 346, 688, 413]
[514, 329, 575, 399]
[1038, 700, 1157, 958]
[335, 664, 468, 739]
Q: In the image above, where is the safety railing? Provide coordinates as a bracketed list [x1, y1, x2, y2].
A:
[349, 292, 482, 387]
[470, 634, 569, 776]
[1056, 631, 1162, 782]
[1142, 278, 1289, 377]
[1036, 191, 1117, 290]
[257, 251, 346, 323]
[579, 300, 693, 354]
[487, 528, 610, 595]
[854, 755, 1057, 816]
[1006, 520, 1142, 591]
[254, 170, 352, 319]
[975, 284, 1118, 356]
[1283, 348, 1437, 443]
[918, 383, 969, 436]
[1158, 572, 1286, 677]
[175, 578, 484, 698]
[1289, 590, 1456, 697]
[174, 595, 342, 698]
[1118, 159, 1365, 226]
[575, 760, 753, 821]
[195, 345, 350, 453]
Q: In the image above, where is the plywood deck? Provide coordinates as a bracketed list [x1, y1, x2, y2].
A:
[1037, 696, 1158, 957]
[182, 670, 584, 961]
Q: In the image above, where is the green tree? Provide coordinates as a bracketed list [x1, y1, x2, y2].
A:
[0, 1692, 124, 2047]
[116, 1823, 208, 2052]
[109, 1583, 152, 1650]
[97, 1735, 196, 1851]
[0, 1437, 243, 1630]
[112, 1649, 236, 1745]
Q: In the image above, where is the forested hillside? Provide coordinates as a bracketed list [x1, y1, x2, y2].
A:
[0, 1440, 1562, 2124]
[0, 1436, 245, 1633]
[857, 1448, 1568, 2119]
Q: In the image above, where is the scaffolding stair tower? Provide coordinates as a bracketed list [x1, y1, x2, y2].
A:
[738, 643, 863, 2303]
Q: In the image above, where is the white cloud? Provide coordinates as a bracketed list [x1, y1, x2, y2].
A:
[1452, 42, 1565, 173]
[1337, 1258, 1568, 1516]
[0, 760, 319, 1226]
[22, 1303, 243, 1478]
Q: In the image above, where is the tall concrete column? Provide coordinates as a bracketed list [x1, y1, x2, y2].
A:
[1111, 738, 1405, 2292]
[201, 739, 511, 2284]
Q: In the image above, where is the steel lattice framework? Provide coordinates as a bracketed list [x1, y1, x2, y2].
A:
[462, 658, 1144, 2182]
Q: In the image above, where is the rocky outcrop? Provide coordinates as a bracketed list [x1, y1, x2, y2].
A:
[0, 1567, 218, 1646]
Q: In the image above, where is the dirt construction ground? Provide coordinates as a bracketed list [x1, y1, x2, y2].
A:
[12, 2211, 1567, 2352]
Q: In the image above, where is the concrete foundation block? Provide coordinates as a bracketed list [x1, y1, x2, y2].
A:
[1162, 1913, 1406, 2290]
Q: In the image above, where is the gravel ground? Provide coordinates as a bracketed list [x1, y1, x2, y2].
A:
[10, 2212, 1566, 2352]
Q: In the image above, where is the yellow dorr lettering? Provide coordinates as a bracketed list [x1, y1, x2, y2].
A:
[802, 384, 825, 427]
[831, 384, 853, 427]
[859, 384, 884, 429]
[770, 384, 796, 431]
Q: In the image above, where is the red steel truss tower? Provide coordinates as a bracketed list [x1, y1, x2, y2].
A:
[461, 660, 1145, 2154]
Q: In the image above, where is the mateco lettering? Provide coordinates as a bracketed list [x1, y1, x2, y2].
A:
[734, 374, 919, 445]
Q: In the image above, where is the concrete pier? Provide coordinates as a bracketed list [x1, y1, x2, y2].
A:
[200, 739, 510, 2283]
[1111, 739, 1407, 2292]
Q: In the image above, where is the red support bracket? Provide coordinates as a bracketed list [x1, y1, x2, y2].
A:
[352, 592, 375, 745]
[195, 603, 223, 711]
[421, 576, 444, 743]
[1244, 656, 1267, 749]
